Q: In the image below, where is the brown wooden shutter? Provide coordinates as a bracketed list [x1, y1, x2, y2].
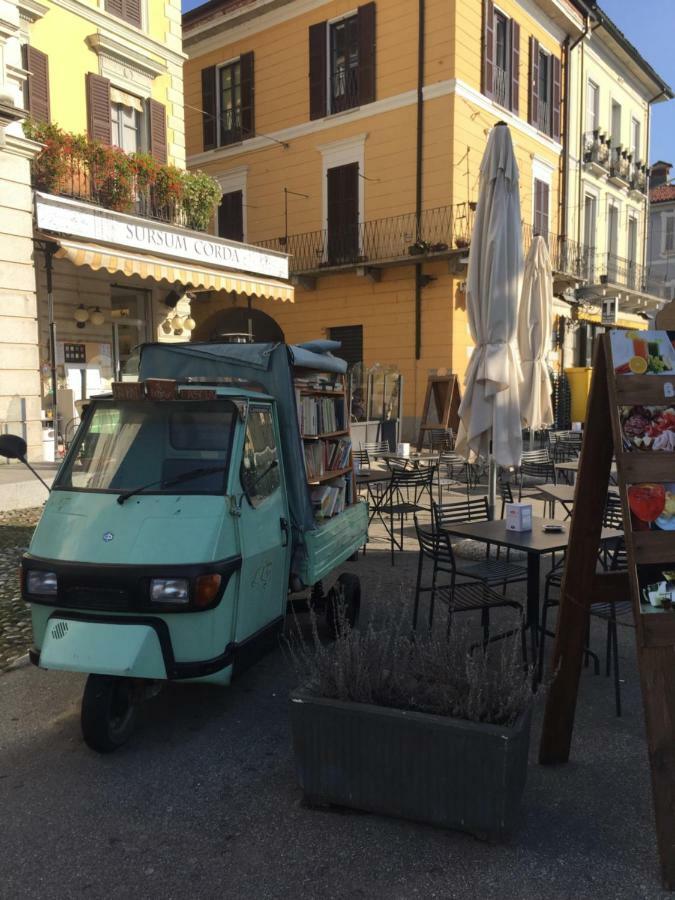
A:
[104, 0, 124, 17]
[123, 0, 141, 27]
[218, 190, 244, 242]
[105, 0, 141, 27]
[552, 54, 561, 141]
[482, 0, 495, 99]
[327, 163, 359, 263]
[86, 73, 112, 144]
[534, 180, 550, 240]
[240, 51, 255, 138]
[201, 65, 216, 151]
[358, 2, 376, 106]
[148, 99, 167, 164]
[528, 37, 539, 127]
[510, 20, 520, 115]
[309, 21, 327, 120]
[23, 46, 51, 123]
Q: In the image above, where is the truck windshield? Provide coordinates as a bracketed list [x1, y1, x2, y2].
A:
[55, 399, 236, 495]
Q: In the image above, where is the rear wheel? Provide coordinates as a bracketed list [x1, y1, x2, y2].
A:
[81, 675, 138, 753]
[325, 573, 361, 639]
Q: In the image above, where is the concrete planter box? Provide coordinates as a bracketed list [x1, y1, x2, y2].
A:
[289, 690, 532, 840]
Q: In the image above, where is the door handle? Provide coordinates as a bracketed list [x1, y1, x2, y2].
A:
[280, 517, 289, 547]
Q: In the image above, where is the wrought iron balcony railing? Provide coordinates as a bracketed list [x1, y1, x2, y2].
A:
[256, 203, 475, 273]
[493, 66, 509, 108]
[609, 146, 631, 184]
[583, 130, 610, 170]
[630, 161, 648, 195]
[330, 65, 359, 114]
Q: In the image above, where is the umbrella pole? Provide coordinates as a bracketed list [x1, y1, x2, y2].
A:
[529, 427, 535, 450]
[487, 455, 497, 519]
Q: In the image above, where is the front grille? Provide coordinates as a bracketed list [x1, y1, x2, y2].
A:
[62, 586, 132, 611]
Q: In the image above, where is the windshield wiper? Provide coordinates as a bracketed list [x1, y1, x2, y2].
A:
[116, 465, 228, 505]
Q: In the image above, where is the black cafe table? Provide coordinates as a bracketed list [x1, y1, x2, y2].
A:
[355, 470, 391, 526]
[438, 516, 622, 641]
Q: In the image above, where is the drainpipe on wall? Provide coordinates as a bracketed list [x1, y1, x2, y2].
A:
[643, 89, 668, 296]
[414, 0, 425, 361]
[561, 12, 589, 243]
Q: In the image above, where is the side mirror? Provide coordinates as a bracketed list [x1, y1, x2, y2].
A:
[0, 434, 27, 461]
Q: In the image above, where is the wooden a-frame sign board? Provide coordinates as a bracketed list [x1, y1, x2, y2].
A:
[416, 373, 461, 450]
[539, 330, 675, 890]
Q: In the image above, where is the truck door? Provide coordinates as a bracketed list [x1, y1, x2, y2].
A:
[235, 403, 290, 643]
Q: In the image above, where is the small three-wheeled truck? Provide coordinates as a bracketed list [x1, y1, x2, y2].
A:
[1, 341, 367, 752]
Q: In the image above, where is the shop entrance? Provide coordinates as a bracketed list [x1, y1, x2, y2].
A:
[111, 286, 150, 379]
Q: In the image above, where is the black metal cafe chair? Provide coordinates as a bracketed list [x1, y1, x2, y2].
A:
[413, 517, 527, 662]
[377, 465, 437, 565]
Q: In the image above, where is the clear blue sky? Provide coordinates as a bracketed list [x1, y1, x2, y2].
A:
[180, 0, 675, 165]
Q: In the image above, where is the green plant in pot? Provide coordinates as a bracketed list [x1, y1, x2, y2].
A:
[288, 600, 535, 840]
[181, 170, 222, 233]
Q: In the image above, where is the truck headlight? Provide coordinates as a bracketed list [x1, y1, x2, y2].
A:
[26, 570, 58, 596]
[150, 577, 189, 604]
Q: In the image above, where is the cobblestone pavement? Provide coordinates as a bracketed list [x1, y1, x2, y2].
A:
[0, 508, 41, 671]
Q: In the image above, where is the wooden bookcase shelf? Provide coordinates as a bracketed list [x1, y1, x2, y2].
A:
[293, 366, 356, 521]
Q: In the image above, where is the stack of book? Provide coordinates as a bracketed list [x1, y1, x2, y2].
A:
[293, 374, 342, 392]
[303, 438, 352, 480]
[297, 395, 345, 436]
[310, 479, 347, 519]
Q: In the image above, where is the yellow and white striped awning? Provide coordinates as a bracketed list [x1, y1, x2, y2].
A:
[54, 238, 294, 303]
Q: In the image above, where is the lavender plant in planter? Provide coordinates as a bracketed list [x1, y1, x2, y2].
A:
[288, 607, 533, 840]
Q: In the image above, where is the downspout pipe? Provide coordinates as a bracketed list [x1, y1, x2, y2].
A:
[561, 13, 590, 244]
[414, 0, 425, 361]
[643, 89, 668, 298]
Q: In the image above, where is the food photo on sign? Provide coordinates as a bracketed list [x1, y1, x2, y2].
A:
[627, 483, 675, 531]
[610, 330, 675, 375]
[621, 406, 675, 451]
[637, 563, 675, 613]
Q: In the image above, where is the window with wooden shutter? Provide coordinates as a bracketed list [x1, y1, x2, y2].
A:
[358, 3, 376, 106]
[309, 21, 328, 119]
[201, 66, 216, 151]
[23, 46, 50, 123]
[148, 99, 167, 164]
[552, 55, 561, 142]
[86, 73, 112, 145]
[510, 20, 520, 116]
[327, 163, 360, 265]
[240, 52, 255, 138]
[534, 179, 550, 242]
[328, 325, 363, 374]
[105, 0, 141, 28]
[218, 190, 244, 242]
[528, 37, 539, 128]
[482, 0, 495, 99]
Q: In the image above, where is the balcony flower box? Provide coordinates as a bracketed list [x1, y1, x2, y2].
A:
[290, 691, 532, 840]
[288, 607, 534, 840]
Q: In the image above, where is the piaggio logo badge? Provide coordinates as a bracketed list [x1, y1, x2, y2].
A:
[102, 532, 114, 543]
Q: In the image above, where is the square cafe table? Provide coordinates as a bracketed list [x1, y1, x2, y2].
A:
[438, 517, 622, 642]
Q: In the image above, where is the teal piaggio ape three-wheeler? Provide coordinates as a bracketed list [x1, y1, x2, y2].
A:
[2, 341, 367, 752]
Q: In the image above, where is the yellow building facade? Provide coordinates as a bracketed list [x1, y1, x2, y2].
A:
[184, 0, 585, 436]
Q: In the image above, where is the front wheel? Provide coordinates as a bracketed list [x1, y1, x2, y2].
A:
[325, 573, 361, 639]
[81, 675, 138, 753]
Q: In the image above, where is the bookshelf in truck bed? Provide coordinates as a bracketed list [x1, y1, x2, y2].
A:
[293, 367, 356, 523]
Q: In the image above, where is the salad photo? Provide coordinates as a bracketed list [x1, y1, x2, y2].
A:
[611, 330, 675, 376]
[621, 406, 675, 451]
[627, 483, 675, 531]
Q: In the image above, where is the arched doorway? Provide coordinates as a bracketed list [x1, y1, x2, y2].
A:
[191, 306, 285, 343]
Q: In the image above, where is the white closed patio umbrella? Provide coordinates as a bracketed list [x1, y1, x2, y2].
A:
[518, 235, 554, 437]
[456, 123, 523, 510]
